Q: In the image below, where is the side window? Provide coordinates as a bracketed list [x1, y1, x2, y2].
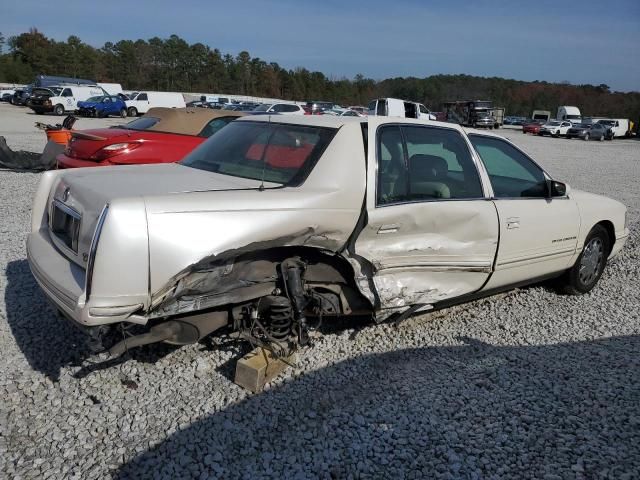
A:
[199, 117, 234, 138]
[271, 104, 284, 112]
[62, 89, 72, 97]
[419, 104, 428, 114]
[376, 125, 484, 205]
[368, 100, 376, 112]
[469, 135, 547, 198]
[285, 105, 299, 112]
[137, 93, 148, 101]
[376, 100, 386, 116]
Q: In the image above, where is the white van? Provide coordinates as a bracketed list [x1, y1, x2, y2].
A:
[368, 98, 436, 120]
[597, 118, 632, 138]
[40, 85, 106, 115]
[557, 106, 582, 124]
[126, 91, 186, 116]
[97, 83, 123, 95]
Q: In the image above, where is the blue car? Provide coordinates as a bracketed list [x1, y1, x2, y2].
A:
[76, 95, 128, 118]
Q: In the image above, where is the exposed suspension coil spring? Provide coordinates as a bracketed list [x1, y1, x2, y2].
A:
[267, 298, 293, 342]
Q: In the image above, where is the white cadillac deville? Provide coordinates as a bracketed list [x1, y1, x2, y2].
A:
[27, 116, 629, 356]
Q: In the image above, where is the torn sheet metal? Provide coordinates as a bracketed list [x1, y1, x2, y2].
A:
[353, 200, 500, 310]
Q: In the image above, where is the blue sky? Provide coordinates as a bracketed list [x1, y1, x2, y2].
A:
[2, 0, 639, 91]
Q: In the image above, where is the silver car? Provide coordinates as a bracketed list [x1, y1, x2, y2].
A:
[27, 116, 629, 357]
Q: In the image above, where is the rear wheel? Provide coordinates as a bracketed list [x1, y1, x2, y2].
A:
[599, 134, 604, 141]
[560, 225, 609, 295]
[54, 104, 64, 116]
[127, 107, 138, 117]
[120, 108, 127, 118]
[584, 133, 590, 141]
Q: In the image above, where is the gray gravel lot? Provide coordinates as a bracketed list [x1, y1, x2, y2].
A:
[1, 102, 639, 479]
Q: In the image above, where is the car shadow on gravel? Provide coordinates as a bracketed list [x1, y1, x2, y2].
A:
[4, 260, 92, 381]
[5, 259, 179, 381]
[114, 335, 640, 480]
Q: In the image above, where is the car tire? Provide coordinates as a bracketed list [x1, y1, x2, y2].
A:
[599, 134, 604, 141]
[560, 225, 609, 295]
[584, 133, 590, 141]
[54, 104, 64, 116]
[128, 107, 138, 117]
[120, 108, 127, 118]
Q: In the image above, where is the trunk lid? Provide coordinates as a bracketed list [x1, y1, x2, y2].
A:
[48, 163, 278, 267]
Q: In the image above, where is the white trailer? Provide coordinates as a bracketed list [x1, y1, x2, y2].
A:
[557, 106, 582, 124]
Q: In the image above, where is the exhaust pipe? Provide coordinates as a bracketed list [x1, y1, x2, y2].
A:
[109, 311, 228, 357]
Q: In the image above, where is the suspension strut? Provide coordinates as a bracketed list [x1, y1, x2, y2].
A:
[280, 258, 310, 346]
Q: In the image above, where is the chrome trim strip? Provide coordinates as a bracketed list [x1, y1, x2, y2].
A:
[497, 248, 575, 267]
[85, 204, 109, 301]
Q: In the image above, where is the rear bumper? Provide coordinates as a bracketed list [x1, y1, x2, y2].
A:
[27, 228, 147, 328]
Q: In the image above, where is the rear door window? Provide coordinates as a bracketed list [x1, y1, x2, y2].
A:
[377, 125, 484, 205]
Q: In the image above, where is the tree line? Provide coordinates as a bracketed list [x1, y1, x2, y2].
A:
[1, 29, 638, 118]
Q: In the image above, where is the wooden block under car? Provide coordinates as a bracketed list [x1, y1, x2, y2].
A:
[234, 347, 296, 393]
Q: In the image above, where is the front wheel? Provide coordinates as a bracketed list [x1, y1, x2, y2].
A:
[54, 104, 65, 116]
[127, 107, 138, 117]
[560, 225, 609, 295]
[583, 133, 590, 141]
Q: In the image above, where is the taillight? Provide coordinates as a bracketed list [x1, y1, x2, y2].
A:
[90, 142, 141, 161]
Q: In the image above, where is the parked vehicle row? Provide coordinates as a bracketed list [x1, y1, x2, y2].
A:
[523, 117, 634, 140]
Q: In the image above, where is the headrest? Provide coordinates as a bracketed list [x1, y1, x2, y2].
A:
[409, 154, 448, 179]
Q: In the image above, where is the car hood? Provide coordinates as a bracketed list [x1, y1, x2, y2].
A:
[48, 163, 280, 267]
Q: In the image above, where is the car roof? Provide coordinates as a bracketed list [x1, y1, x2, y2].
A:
[238, 115, 471, 131]
[144, 107, 246, 135]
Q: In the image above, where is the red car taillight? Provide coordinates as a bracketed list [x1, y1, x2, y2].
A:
[90, 142, 141, 161]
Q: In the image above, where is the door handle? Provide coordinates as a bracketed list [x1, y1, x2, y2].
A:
[377, 224, 399, 234]
[506, 217, 520, 229]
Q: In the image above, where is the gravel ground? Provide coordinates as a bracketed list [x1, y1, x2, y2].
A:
[1, 102, 639, 479]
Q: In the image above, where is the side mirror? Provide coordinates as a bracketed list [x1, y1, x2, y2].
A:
[549, 180, 569, 197]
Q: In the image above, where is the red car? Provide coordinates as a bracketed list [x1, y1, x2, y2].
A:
[522, 119, 545, 135]
[56, 108, 245, 168]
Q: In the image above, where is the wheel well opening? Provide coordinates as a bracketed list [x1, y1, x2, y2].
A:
[596, 220, 615, 255]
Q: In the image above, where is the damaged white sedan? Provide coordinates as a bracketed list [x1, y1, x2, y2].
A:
[27, 116, 629, 356]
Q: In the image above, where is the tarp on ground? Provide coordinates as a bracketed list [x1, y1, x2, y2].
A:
[0, 136, 62, 171]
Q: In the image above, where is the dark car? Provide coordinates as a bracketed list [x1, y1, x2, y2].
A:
[566, 123, 606, 141]
[11, 88, 32, 106]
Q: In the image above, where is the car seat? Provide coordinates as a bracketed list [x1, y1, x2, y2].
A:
[408, 154, 451, 199]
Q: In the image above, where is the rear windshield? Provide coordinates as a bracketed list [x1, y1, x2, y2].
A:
[123, 117, 160, 130]
[181, 121, 337, 186]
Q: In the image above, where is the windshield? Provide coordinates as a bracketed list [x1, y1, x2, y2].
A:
[253, 104, 273, 112]
[86, 96, 105, 102]
[123, 116, 160, 130]
[598, 120, 614, 126]
[547, 121, 561, 126]
[181, 121, 337, 186]
[566, 115, 581, 120]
